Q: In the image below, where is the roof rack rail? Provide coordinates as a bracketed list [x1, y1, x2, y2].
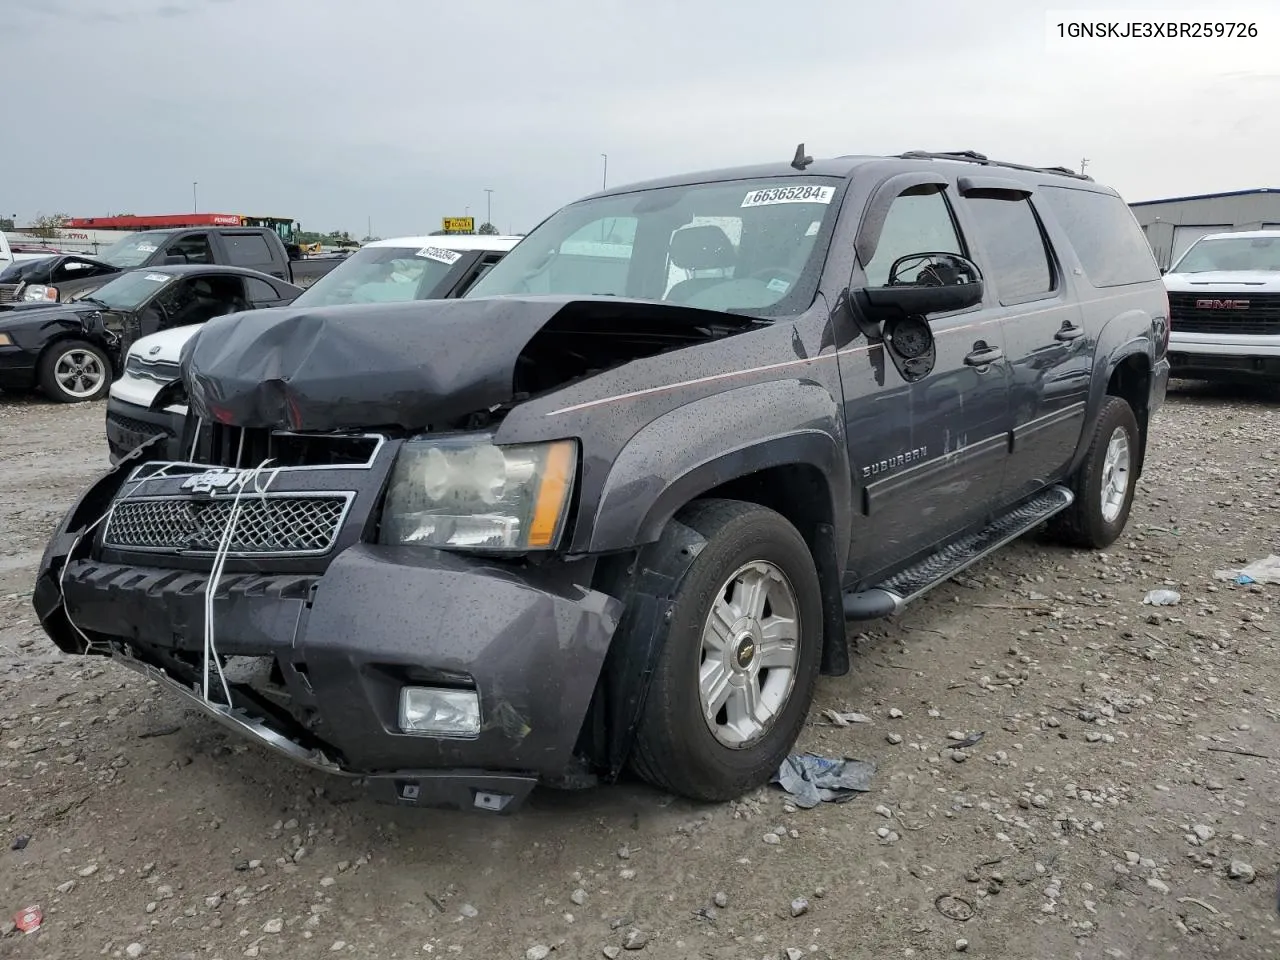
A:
[897, 150, 1093, 181]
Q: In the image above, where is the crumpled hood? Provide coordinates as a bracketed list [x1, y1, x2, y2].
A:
[181, 295, 634, 432]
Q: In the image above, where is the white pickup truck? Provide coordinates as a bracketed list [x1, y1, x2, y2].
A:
[1164, 229, 1280, 382]
[105, 233, 521, 462]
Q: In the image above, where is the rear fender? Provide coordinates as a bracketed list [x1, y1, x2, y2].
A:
[1069, 309, 1153, 478]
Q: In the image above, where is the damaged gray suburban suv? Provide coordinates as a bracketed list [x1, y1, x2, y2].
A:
[33, 148, 1170, 813]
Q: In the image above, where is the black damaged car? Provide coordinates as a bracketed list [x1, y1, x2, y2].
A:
[33, 148, 1170, 812]
[0, 264, 300, 403]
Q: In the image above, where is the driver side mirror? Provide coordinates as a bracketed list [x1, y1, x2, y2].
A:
[164, 254, 188, 266]
[860, 252, 984, 318]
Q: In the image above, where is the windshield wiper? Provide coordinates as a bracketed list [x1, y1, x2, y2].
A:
[78, 296, 110, 309]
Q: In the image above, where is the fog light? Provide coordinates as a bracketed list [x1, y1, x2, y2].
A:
[399, 687, 481, 737]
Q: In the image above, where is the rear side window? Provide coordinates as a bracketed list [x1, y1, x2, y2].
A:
[1040, 186, 1159, 288]
[245, 277, 281, 303]
[222, 233, 273, 267]
[963, 197, 1054, 304]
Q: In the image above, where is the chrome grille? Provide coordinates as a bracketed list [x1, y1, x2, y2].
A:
[0, 284, 19, 303]
[124, 355, 181, 384]
[103, 493, 352, 556]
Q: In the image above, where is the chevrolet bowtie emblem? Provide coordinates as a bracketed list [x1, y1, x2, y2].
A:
[180, 469, 248, 494]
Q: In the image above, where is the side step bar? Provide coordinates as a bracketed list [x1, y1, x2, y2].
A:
[842, 485, 1074, 621]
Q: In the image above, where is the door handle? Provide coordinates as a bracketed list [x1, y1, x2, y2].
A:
[1055, 322, 1084, 341]
[964, 344, 1003, 367]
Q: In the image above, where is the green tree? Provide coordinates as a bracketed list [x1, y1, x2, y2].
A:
[31, 212, 70, 240]
[478, 222, 499, 235]
[0, 217, 13, 232]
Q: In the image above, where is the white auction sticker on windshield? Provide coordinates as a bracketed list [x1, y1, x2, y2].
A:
[144, 273, 169, 282]
[416, 246, 463, 265]
[741, 185, 835, 208]
[136, 243, 158, 253]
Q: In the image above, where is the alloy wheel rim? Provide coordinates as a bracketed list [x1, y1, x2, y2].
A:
[698, 560, 801, 748]
[1100, 427, 1131, 524]
[54, 349, 105, 398]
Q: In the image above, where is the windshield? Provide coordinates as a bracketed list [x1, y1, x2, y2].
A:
[1172, 236, 1280, 273]
[86, 270, 174, 310]
[0, 257, 55, 283]
[98, 231, 172, 268]
[291, 245, 465, 307]
[465, 177, 843, 316]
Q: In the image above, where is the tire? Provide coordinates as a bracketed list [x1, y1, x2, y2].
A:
[38, 339, 111, 404]
[630, 498, 823, 802]
[1048, 396, 1140, 549]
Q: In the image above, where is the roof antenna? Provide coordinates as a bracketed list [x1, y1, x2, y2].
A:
[791, 143, 813, 171]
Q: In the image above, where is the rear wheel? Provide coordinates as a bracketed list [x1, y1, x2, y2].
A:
[1049, 396, 1140, 548]
[39, 340, 111, 403]
[629, 499, 823, 802]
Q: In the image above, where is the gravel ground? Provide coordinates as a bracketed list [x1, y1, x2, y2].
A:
[1, 382, 1278, 960]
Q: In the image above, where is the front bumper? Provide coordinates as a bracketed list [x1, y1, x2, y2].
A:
[34, 538, 622, 813]
[1168, 333, 1280, 380]
[105, 395, 185, 464]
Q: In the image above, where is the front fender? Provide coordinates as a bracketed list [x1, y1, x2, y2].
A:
[586, 379, 849, 553]
[32, 434, 168, 654]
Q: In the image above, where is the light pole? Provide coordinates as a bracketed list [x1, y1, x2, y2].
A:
[601, 154, 608, 190]
[1080, 158, 1090, 175]
[192, 181, 198, 213]
[484, 188, 493, 232]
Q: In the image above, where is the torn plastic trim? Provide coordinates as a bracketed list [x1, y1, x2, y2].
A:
[588, 517, 709, 781]
[113, 652, 538, 813]
[115, 651, 344, 773]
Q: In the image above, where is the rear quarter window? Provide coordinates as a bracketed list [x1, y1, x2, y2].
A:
[221, 233, 273, 268]
[1040, 186, 1159, 288]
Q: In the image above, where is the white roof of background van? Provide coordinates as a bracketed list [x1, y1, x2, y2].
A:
[366, 235, 522, 251]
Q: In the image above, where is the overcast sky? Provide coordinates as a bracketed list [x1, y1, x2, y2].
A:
[7, 0, 1280, 237]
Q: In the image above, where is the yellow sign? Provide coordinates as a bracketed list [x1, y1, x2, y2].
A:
[442, 217, 475, 234]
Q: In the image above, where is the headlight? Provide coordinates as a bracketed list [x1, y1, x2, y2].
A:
[379, 436, 577, 551]
[21, 284, 57, 302]
[0, 333, 12, 346]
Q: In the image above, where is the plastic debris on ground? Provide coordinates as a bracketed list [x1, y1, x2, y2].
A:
[821, 709, 873, 726]
[1143, 589, 1181, 606]
[773, 753, 875, 808]
[13, 905, 42, 934]
[1214, 555, 1280, 586]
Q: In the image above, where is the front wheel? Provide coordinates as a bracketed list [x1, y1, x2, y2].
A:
[38, 339, 111, 403]
[1049, 396, 1140, 549]
[629, 499, 823, 802]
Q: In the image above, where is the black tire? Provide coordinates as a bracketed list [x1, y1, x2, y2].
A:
[630, 498, 823, 802]
[38, 339, 111, 404]
[1048, 396, 1140, 549]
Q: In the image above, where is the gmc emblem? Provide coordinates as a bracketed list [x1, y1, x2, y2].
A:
[1195, 298, 1249, 310]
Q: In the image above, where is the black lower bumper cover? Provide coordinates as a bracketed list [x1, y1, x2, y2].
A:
[105, 396, 185, 465]
[35, 535, 624, 814]
[1168, 351, 1280, 379]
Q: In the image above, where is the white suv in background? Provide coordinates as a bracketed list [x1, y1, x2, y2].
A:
[105, 233, 521, 463]
[1163, 229, 1280, 382]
